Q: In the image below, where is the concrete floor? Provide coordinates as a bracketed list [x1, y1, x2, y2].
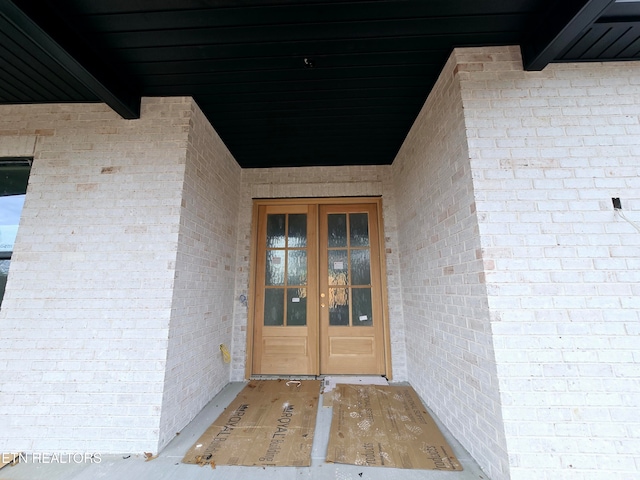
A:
[0, 382, 490, 480]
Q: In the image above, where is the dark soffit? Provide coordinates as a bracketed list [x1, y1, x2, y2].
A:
[0, 0, 637, 168]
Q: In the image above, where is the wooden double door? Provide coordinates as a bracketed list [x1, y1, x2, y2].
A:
[249, 198, 389, 377]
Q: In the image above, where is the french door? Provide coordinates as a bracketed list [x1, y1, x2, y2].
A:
[249, 198, 388, 376]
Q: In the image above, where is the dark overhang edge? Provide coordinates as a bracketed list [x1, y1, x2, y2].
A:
[522, 0, 617, 71]
[0, 0, 140, 119]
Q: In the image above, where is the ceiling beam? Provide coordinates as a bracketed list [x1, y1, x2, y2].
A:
[0, 0, 140, 119]
[522, 0, 616, 71]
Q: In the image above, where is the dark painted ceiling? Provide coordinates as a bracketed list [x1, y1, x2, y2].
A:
[1, 0, 639, 168]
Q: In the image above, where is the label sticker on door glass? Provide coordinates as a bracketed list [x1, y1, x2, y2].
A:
[359, 315, 368, 321]
[291, 297, 300, 303]
[272, 256, 281, 264]
[333, 261, 344, 270]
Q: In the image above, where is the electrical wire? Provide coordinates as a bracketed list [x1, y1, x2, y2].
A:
[219, 344, 231, 363]
[615, 209, 640, 234]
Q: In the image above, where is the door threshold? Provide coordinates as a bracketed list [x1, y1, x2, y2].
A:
[322, 374, 389, 392]
[249, 374, 388, 380]
[249, 374, 390, 393]
[249, 375, 321, 381]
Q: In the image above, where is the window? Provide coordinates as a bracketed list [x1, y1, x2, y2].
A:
[0, 159, 31, 306]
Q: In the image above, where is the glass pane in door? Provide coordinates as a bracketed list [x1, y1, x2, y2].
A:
[287, 288, 307, 326]
[351, 249, 371, 285]
[287, 250, 307, 285]
[328, 214, 347, 247]
[265, 250, 285, 285]
[349, 213, 370, 247]
[352, 288, 373, 326]
[326, 210, 373, 327]
[287, 214, 307, 247]
[329, 287, 349, 325]
[328, 250, 348, 285]
[263, 212, 308, 327]
[264, 288, 284, 326]
[266, 214, 286, 248]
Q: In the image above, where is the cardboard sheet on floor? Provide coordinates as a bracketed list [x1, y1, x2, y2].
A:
[0, 453, 20, 469]
[182, 380, 321, 467]
[326, 384, 462, 471]
[322, 376, 389, 408]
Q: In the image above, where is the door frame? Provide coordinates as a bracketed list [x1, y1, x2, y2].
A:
[244, 197, 392, 379]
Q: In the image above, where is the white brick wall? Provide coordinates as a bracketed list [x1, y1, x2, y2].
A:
[0, 99, 193, 453]
[392, 53, 510, 480]
[231, 166, 407, 382]
[2, 48, 636, 479]
[157, 101, 241, 449]
[0, 100, 407, 454]
[458, 46, 640, 480]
